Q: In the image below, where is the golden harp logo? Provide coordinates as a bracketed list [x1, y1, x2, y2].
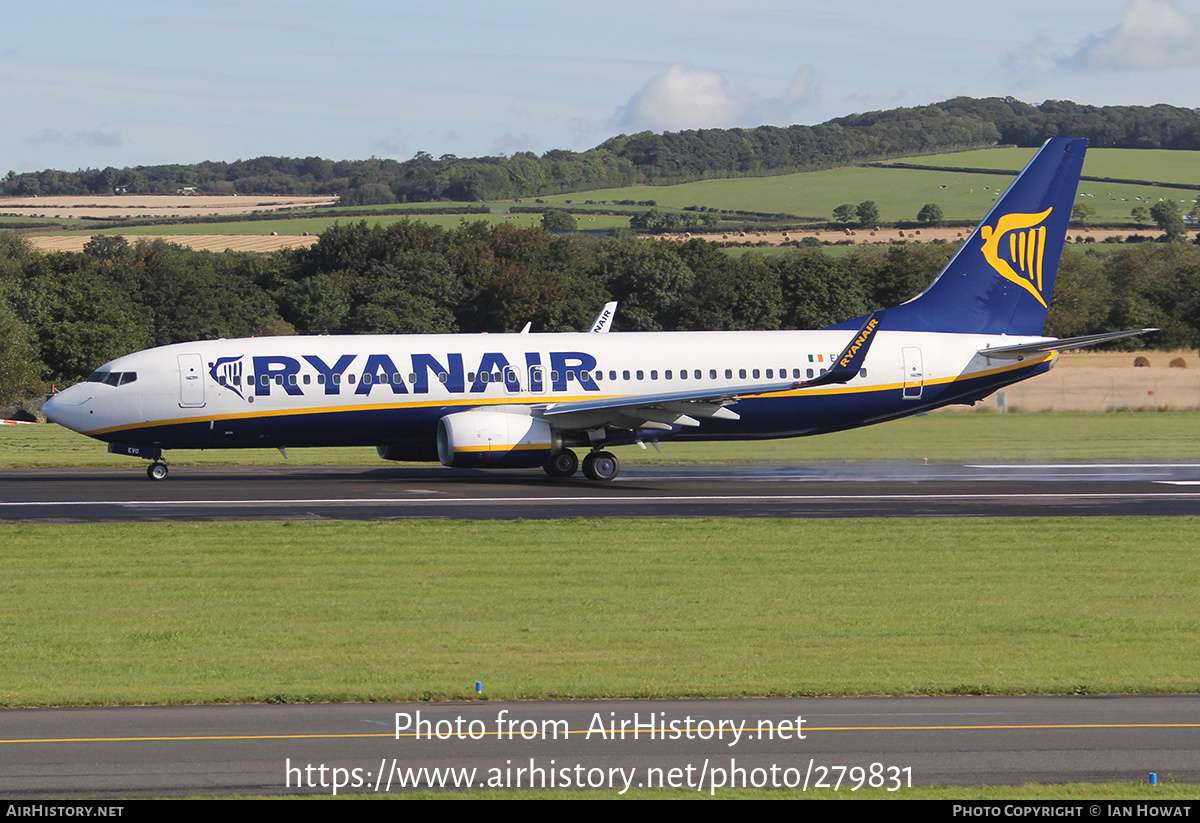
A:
[979, 207, 1053, 307]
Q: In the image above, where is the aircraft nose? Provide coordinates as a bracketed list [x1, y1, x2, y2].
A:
[43, 387, 92, 432]
[43, 392, 66, 425]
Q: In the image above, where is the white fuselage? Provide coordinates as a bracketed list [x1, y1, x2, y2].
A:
[45, 329, 1054, 456]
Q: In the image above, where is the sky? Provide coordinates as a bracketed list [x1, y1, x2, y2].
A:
[3, 0, 1199, 173]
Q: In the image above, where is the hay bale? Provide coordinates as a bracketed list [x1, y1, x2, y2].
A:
[1133, 356, 1151, 368]
[1170, 357, 1187, 368]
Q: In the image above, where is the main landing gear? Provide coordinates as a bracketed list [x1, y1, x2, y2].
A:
[543, 449, 579, 478]
[582, 450, 620, 481]
[147, 461, 169, 481]
[544, 448, 619, 481]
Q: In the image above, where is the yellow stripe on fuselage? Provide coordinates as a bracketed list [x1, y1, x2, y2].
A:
[82, 354, 1053, 438]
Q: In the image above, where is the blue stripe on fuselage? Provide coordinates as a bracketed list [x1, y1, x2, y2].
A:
[93, 359, 1049, 453]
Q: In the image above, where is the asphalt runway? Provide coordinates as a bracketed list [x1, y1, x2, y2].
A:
[3, 696, 1197, 797]
[5, 462, 1200, 520]
[5, 462, 1199, 798]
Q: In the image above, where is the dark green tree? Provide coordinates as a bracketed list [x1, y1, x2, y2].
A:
[0, 297, 46, 404]
[541, 209, 577, 232]
[592, 238, 694, 330]
[831, 204, 856, 224]
[856, 201, 879, 227]
[1071, 203, 1097, 226]
[916, 203, 943, 225]
[1150, 200, 1187, 242]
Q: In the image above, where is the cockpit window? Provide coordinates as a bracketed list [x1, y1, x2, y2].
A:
[84, 370, 136, 386]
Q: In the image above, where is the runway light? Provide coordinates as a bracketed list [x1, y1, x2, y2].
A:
[476, 682, 483, 693]
[1150, 773, 1158, 785]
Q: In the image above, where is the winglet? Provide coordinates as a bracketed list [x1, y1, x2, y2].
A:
[589, 301, 618, 333]
[799, 309, 885, 389]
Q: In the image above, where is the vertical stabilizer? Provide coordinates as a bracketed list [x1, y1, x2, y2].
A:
[834, 137, 1086, 336]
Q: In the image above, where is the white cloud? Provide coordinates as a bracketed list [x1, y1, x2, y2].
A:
[1065, 0, 1200, 70]
[611, 64, 816, 133]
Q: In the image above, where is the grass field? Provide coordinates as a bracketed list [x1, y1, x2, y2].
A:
[883, 147, 1200, 187]
[8, 411, 1200, 468]
[508, 149, 1200, 224]
[2, 517, 1198, 706]
[15, 149, 1199, 246]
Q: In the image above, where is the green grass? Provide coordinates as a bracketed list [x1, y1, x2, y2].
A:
[2, 517, 1199, 706]
[20, 149, 1200, 240]
[9, 411, 1200, 468]
[884, 147, 1200, 187]
[508, 165, 1198, 225]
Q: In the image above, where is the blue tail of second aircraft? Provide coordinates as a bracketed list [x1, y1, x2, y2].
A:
[833, 137, 1087, 337]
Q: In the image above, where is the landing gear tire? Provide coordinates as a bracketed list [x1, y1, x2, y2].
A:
[582, 450, 619, 482]
[544, 449, 579, 478]
[147, 462, 169, 481]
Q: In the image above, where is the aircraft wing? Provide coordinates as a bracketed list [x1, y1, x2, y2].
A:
[539, 310, 885, 432]
[539, 380, 793, 430]
[977, 328, 1157, 358]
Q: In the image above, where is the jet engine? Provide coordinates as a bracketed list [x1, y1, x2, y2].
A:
[436, 409, 559, 468]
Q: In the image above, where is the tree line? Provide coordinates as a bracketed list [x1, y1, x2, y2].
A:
[6, 98, 1200, 203]
[3, 221, 1199, 406]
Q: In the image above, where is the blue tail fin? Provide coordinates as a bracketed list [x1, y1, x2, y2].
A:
[835, 137, 1086, 336]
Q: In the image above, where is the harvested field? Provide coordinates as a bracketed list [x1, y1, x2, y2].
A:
[677, 226, 1171, 246]
[27, 233, 319, 254]
[940, 350, 1200, 413]
[0, 194, 337, 219]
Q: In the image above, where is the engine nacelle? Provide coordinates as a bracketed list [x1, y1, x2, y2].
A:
[436, 409, 559, 468]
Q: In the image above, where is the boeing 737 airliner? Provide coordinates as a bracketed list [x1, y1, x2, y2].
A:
[44, 138, 1150, 481]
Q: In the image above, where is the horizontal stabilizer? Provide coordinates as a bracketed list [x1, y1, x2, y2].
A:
[977, 328, 1157, 358]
